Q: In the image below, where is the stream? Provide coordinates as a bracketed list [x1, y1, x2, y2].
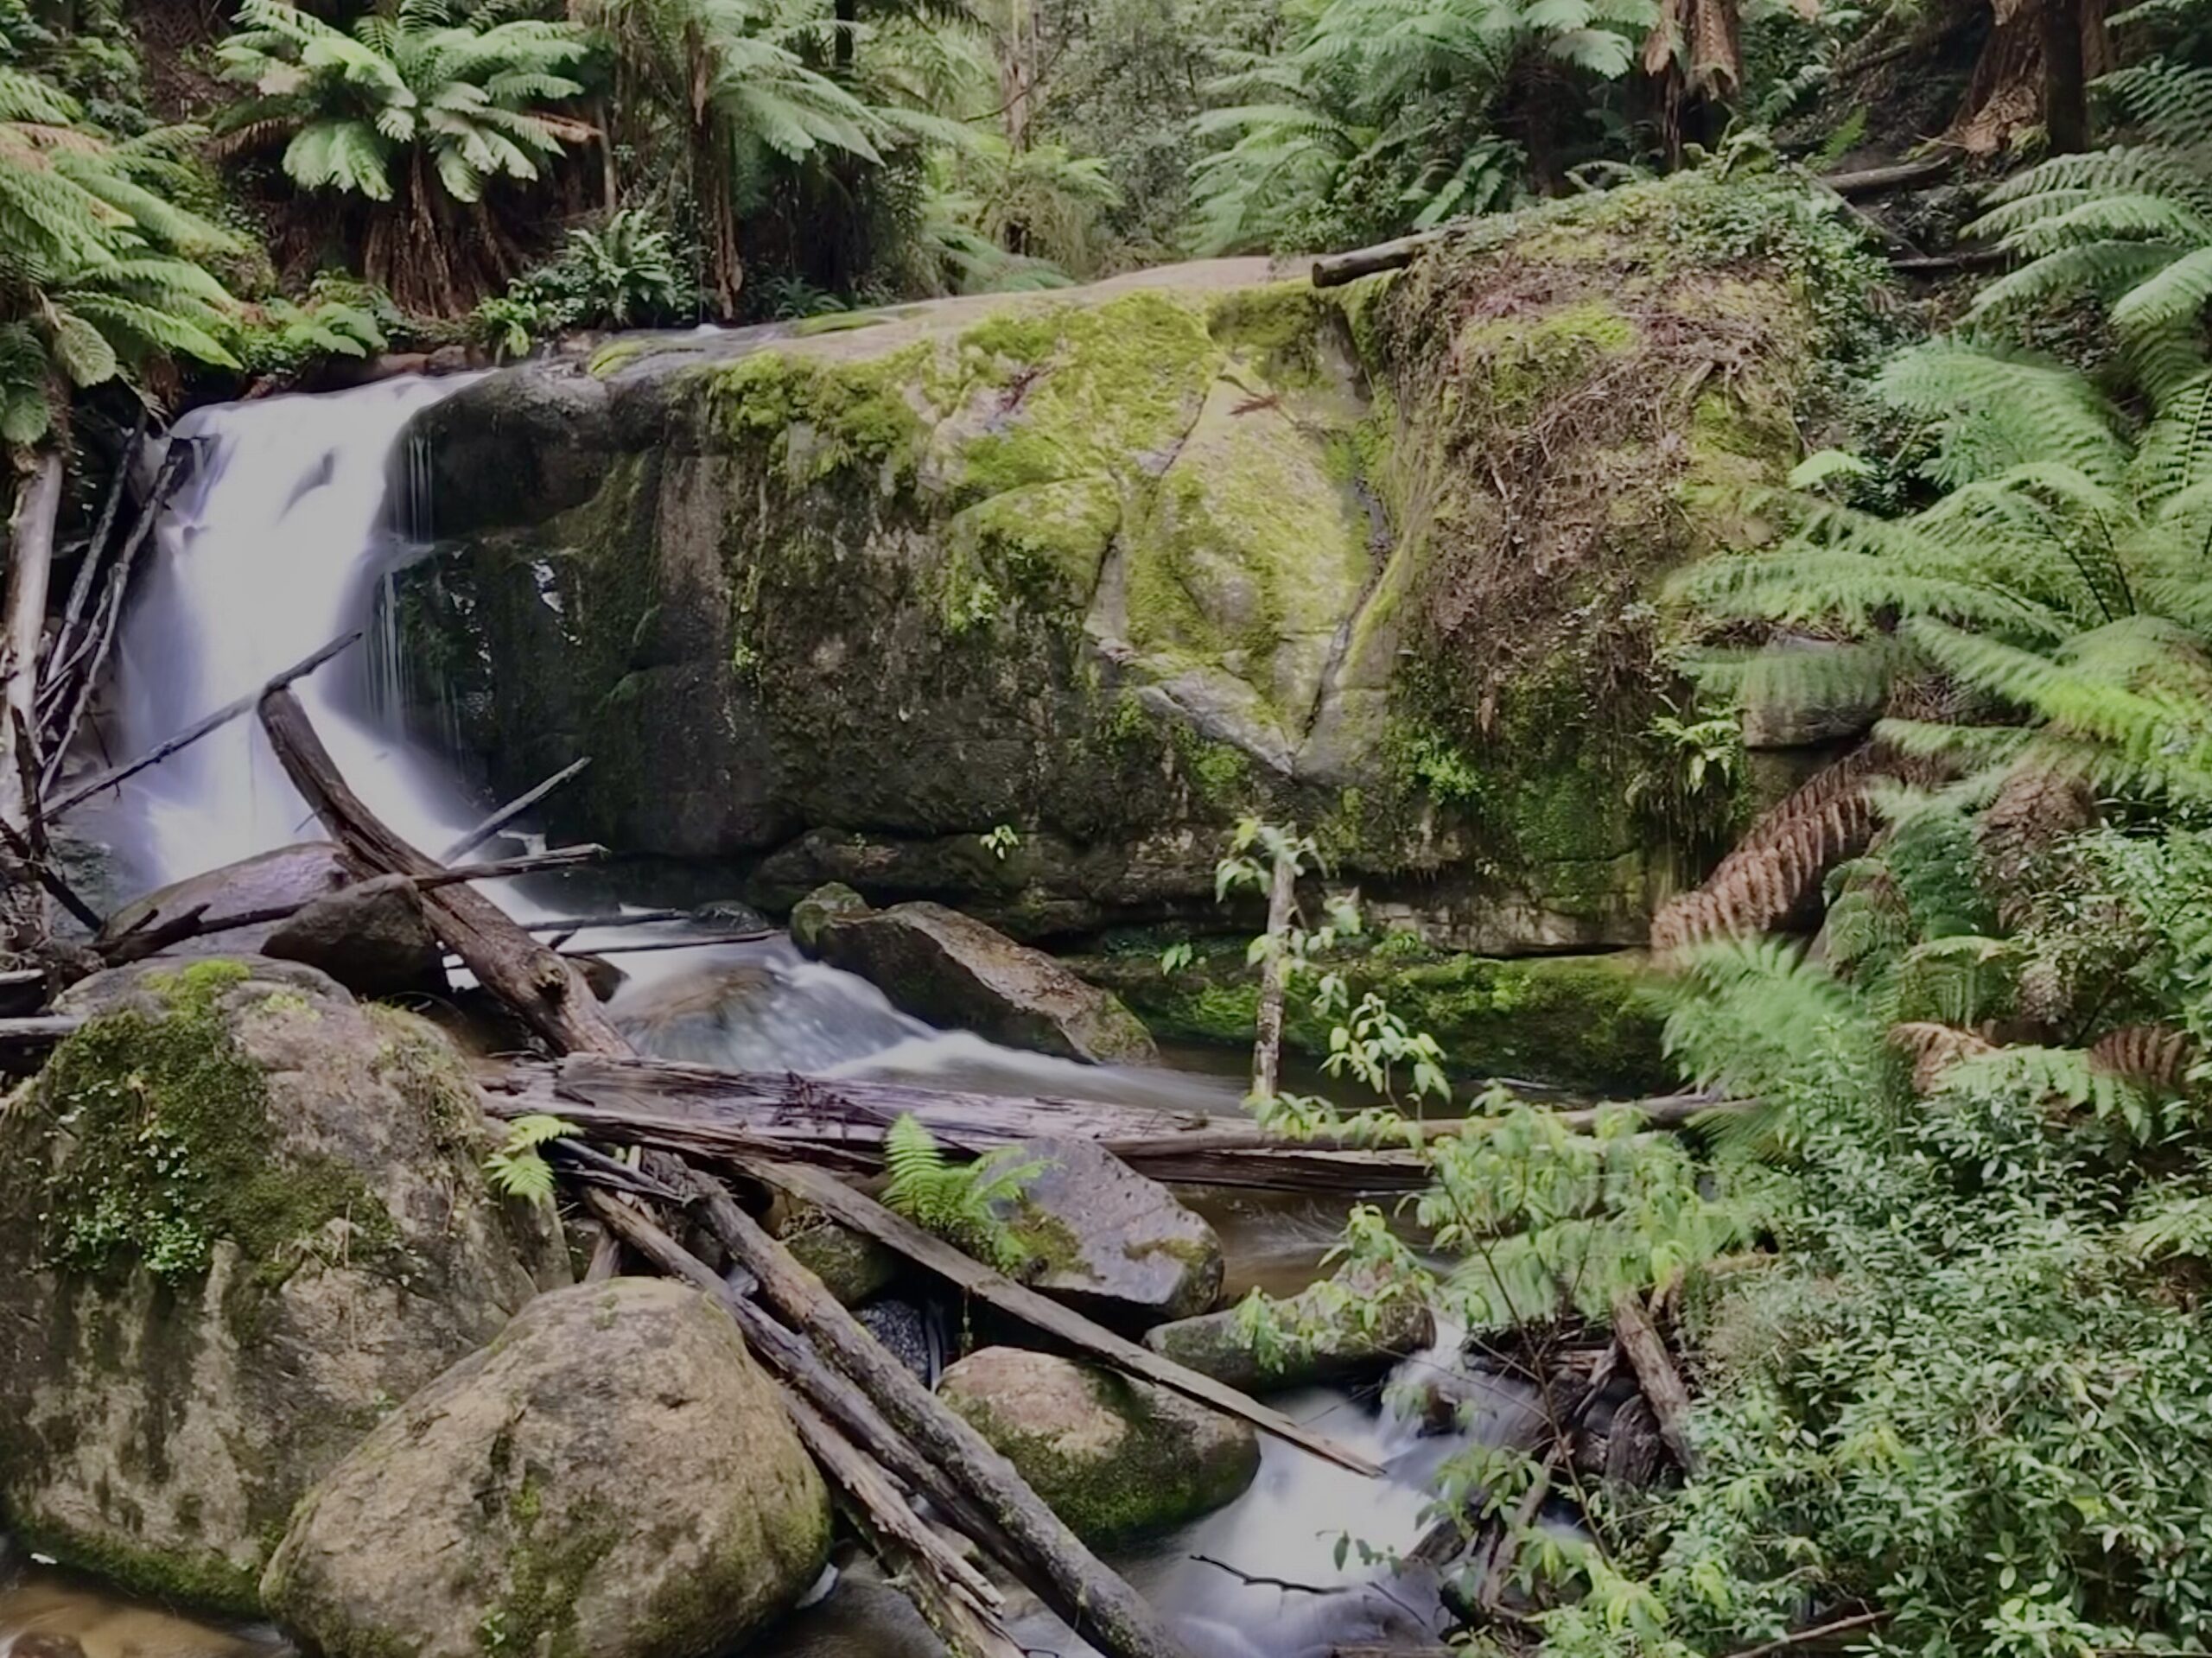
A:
[2, 374, 1537, 1657]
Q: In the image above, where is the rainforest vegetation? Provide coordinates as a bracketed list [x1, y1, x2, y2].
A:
[9, 0, 2212, 1655]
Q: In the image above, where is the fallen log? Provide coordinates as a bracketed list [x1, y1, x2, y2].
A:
[49, 630, 361, 819]
[1821, 156, 1953, 196]
[2, 452, 61, 950]
[259, 686, 629, 1057]
[1313, 230, 1444, 287]
[583, 1187, 1094, 1658]
[669, 1170, 1205, 1658]
[442, 755, 591, 861]
[1611, 1290, 1700, 1477]
[481, 1056, 1748, 1192]
[741, 1154, 1382, 1476]
[0, 1015, 83, 1046]
[44, 407, 145, 706]
[99, 847, 614, 966]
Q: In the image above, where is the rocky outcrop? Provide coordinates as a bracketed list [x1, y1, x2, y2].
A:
[0, 959, 564, 1611]
[398, 174, 1865, 957]
[795, 888, 1155, 1064]
[1143, 1270, 1434, 1394]
[938, 1347, 1258, 1544]
[998, 1135, 1223, 1324]
[264, 1280, 831, 1658]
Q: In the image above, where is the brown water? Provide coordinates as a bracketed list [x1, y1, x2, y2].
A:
[0, 1570, 283, 1658]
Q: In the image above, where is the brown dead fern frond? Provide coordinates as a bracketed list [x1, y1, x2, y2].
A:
[2088, 1024, 2196, 1090]
[1891, 1020, 1999, 1096]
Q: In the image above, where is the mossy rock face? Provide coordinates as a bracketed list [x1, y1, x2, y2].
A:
[0, 958, 566, 1614]
[401, 195, 1868, 949]
[938, 1347, 1257, 1545]
[991, 1136, 1224, 1324]
[1143, 1267, 1435, 1394]
[264, 1280, 831, 1658]
[1075, 936, 1669, 1094]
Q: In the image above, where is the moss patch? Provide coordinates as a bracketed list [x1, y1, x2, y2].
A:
[31, 962, 391, 1285]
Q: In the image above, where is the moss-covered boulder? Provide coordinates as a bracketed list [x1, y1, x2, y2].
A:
[938, 1347, 1257, 1544]
[398, 174, 1878, 955]
[1142, 1268, 1435, 1394]
[796, 888, 1155, 1064]
[996, 1135, 1223, 1324]
[0, 958, 565, 1612]
[264, 1280, 829, 1658]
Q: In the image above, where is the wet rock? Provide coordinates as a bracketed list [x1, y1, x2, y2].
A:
[98, 843, 351, 956]
[767, 1579, 948, 1658]
[938, 1348, 1257, 1545]
[788, 881, 868, 955]
[262, 873, 447, 997]
[265, 1280, 831, 1658]
[999, 1135, 1223, 1324]
[779, 1206, 900, 1307]
[798, 891, 1155, 1064]
[854, 1299, 937, 1384]
[0, 958, 565, 1613]
[1142, 1268, 1434, 1394]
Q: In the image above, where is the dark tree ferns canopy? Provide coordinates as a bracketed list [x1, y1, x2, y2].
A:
[213, 0, 594, 313]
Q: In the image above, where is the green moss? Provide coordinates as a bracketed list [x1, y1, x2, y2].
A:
[1207, 282, 1332, 384]
[478, 1474, 620, 1658]
[701, 342, 933, 483]
[1094, 938, 1667, 1092]
[9, 1507, 263, 1615]
[1455, 298, 1637, 416]
[34, 969, 393, 1286]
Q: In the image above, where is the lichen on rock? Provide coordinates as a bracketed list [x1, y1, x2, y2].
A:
[0, 957, 563, 1614]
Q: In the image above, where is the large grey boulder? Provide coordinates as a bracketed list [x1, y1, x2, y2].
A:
[1143, 1270, 1435, 1394]
[797, 889, 1156, 1064]
[938, 1348, 1257, 1544]
[263, 873, 448, 997]
[98, 842, 351, 955]
[264, 1280, 832, 1658]
[1001, 1135, 1223, 1324]
[0, 958, 564, 1611]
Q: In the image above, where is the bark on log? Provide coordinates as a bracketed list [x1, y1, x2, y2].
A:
[49, 630, 362, 819]
[441, 755, 591, 861]
[2, 452, 61, 950]
[667, 1173, 1200, 1658]
[258, 686, 630, 1056]
[1611, 1290, 1700, 1477]
[1312, 231, 1445, 286]
[1821, 156, 1954, 195]
[46, 407, 143, 698]
[481, 1056, 1746, 1192]
[740, 1154, 1380, 1476]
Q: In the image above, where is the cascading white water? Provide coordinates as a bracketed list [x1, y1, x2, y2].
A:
[112, 378, 483, 888]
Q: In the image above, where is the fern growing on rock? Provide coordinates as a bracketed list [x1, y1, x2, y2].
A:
[881, 1114, 1046, 1273]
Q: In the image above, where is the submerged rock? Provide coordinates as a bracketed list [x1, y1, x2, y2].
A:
[998, 1135, 1223, 1324]
[1143, 1268, 1434, 1394]
[0, 958, 563, 1612]
[798, 890, 1155, 1064]
[262, 873, 447, 997]
[265, 1280, 831, 1658]
[938, 1347, 1257, 1544]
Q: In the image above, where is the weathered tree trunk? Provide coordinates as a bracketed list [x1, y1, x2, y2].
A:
[1251, 845, 1296, 1102]
[1611, 1290, 1700, 1477]
[1, 453, 61, 952]
[258, 685, 630, 1055]
[1947, 0, 2107, 155]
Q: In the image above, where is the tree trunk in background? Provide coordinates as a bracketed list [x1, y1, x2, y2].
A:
[0, 453, 60, 956]
[1947, 0, 2107, 154]
[1250, 848, 1295, 1104]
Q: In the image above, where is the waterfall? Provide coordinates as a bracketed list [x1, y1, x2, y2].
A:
[111, 377, 482, 888]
